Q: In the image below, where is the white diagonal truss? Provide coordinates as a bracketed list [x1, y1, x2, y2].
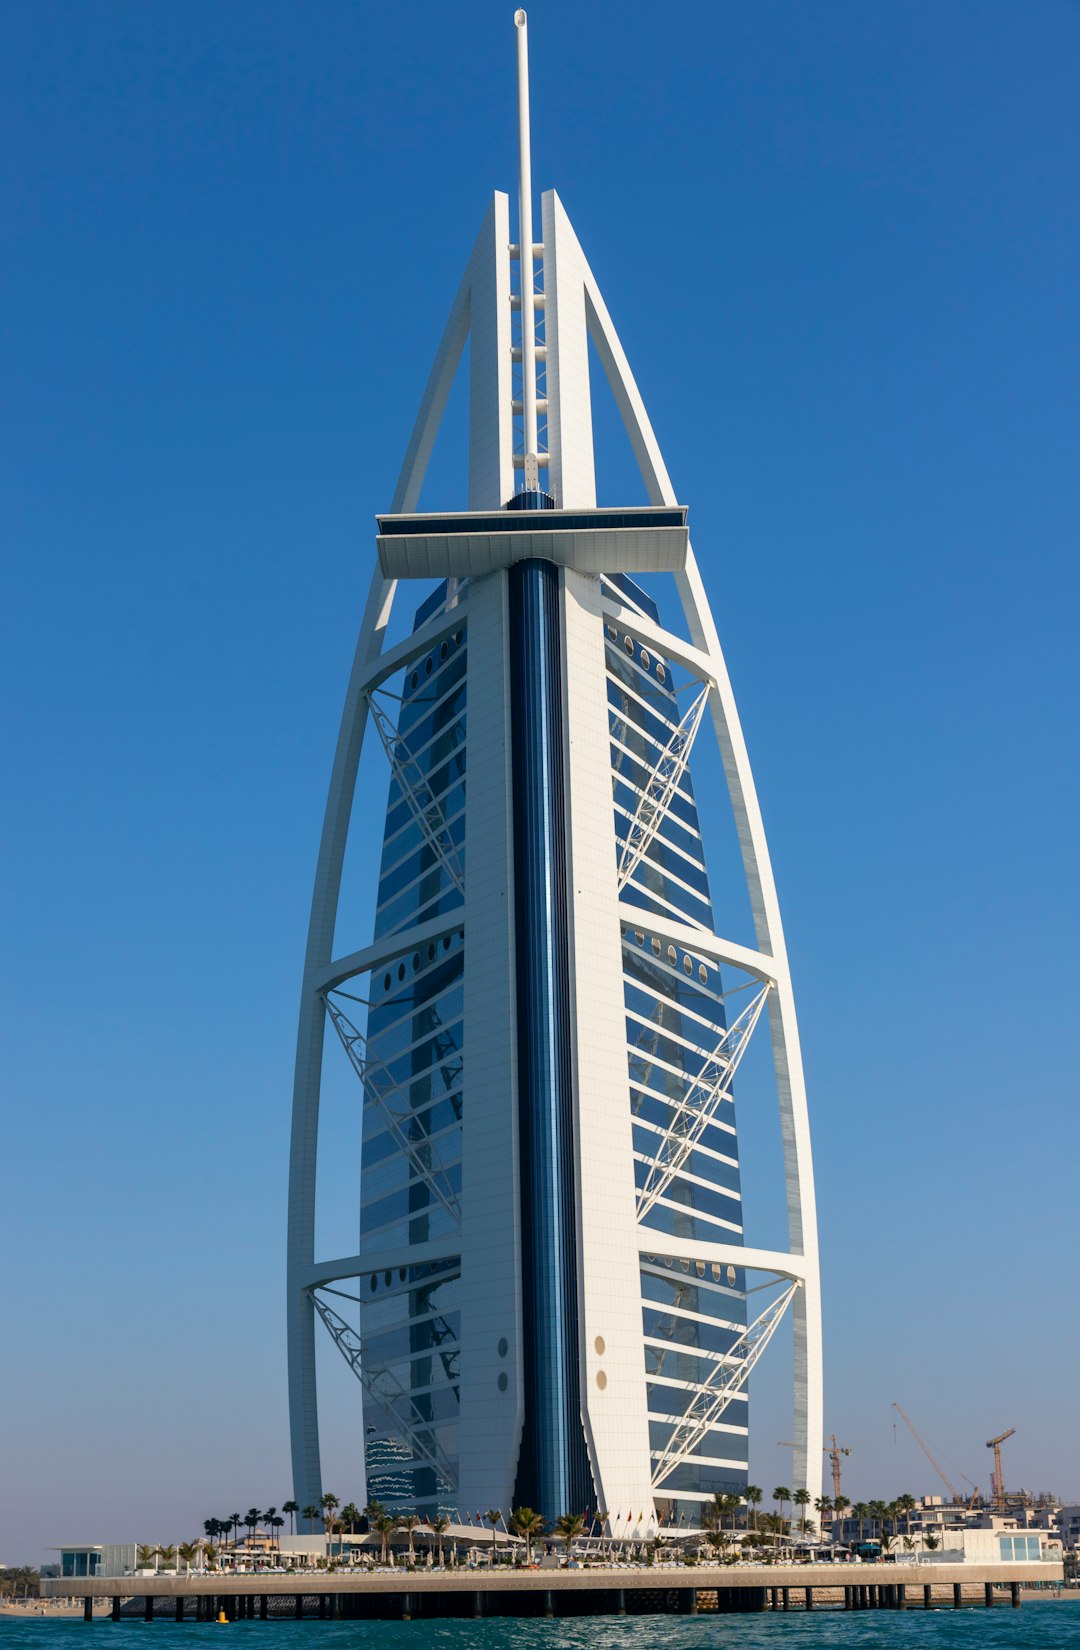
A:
[366, 692, 465, 897]
[651, 1279, 800, 1489]
[323, 995, 462, 1224]
[312, 1291, 459, 1492]
[616, 683, 709, 891]
[635, 981, 772, 1221]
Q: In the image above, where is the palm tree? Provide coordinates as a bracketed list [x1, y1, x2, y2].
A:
[814, 1494, 833, 1538]
[431, 1515, 451, 1567]
[340, 1503, 360, 1537]
[485, 1509, 503, 1562]
[510, 1508, 545, 1566]
[178, 1542, 199, 1575]
[157, 1545, 177, 1573]
[228, 1513, 242, 1549]
[745, 1485, 763, 1534]
[868, 1499, 888, 1555]
[301, 1504, 321, 1534]
[136, 1545, 156, 1573]
[793, 1488, 811, 1536]
[373, 1513, 398, 1565]
[269, 1516, 285, 1550]
[400, 1514, 420, 1563]
[264, 1506, 278, 1543]
[772, 1486, 791, 1541]
[554, 1513, 585, 1561]
[852, 1502, 869, 1547]
[896, 1492, 917, 1540]
[202, 1519, 219, 1546]
[283, 1501, 299, 1536]
[320, 1493, 340, 1558]
[833, 1493, 850, 1540]
[245, 1508, 262, 1542]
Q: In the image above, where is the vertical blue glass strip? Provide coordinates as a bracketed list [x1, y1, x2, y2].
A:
[509, 558, 591, 1523]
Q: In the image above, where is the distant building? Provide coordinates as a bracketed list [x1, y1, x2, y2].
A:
[51, 1547, 135, 1580]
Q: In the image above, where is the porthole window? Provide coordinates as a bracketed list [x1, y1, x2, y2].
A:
[711, 1263, 721, 1282]
[683, 955, 693, 974]
[727, 1265, 736, 1286]
[412, 952, 420, 972]
[497, 1372, 509, 1392]
[656, 664, 666, 684]
[667, 944, 677, 963]
[370, 1274, 377, 1292]
[398, 962, 406, 982]
[695, 1260, 705, 1278]
[634, 931, 644, 946]
[624, 635, 634, 655]
[596, 1370, 607, 1391]
[497, 1337, 508, 1357]
[443, 936, 451, 950]
[384, 1270, 392, 1287]
[425, 657, 433, 675]
[607, 625, 618, 640]
[679, 1258, 690, 1273]
[698, 964, 708, 984]
[440, 642, 448, 661]
[383, 973, 391, 991]
[651, 938, 661, 956]
[399, 1268, 407, 1282]
[594, 1335, 606, 1356]
[428, 943, 436, 960]
[640, 649, 650, 669]
[410, 671, 418, 690]
[454, 631, 462, 646]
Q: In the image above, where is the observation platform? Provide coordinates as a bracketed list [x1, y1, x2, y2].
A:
[44, 1560, 1062, 1620]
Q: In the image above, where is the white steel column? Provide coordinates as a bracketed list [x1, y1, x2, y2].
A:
[561, 567, 655, 1533]
[514, 10, 539, 469]
[541, 190, 596, 508]
[468, 194, 514, 508]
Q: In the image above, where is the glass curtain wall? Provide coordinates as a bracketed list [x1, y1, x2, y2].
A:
[604, 575, 749, 1524]
[358, 586, 466, 1514]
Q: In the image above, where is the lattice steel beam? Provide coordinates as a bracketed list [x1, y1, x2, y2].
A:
[324, 996, 461, 1224]
[636, 982, 770, 1220]
[312, 1291, 458, 1492]
[616, 684, 709, 891]
[651, 1279, 799, 1489]
[367, 692, 465, 895]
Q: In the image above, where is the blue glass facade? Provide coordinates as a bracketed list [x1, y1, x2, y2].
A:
[357, 589, 466, 1514]
[604, 575, 749, 1521]
[508, 557, 591, 1523]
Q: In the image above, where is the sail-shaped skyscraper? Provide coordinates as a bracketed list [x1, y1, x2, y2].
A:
[287, 12, 822, 1533]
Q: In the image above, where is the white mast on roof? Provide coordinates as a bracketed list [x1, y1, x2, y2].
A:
[514, 9, 540, 490]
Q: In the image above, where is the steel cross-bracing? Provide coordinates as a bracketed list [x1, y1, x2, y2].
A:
[366, 691, 465, 897]
[650, 1279, 801, 1490]
[635, 981, 772, 1221]
[616, 684, 710, 892]
[311, 1291, 459, 1493]
[322, 994, 462, 1224]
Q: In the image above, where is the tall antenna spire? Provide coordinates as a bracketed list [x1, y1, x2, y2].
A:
[514, 9, 539, 486]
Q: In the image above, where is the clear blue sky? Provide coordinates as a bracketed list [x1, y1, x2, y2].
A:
[2, 0, 1078, 1563]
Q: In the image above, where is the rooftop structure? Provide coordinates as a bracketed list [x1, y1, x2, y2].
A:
[287, 10, 822, 1533]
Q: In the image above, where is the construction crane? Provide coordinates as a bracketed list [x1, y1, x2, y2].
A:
[777, 1435, 852, 1503]
[987, 1429, 1016, 1514]
[892, 1403, 978, 1506]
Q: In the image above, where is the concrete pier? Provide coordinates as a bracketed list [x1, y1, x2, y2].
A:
[43, 1559, 1060, 1621]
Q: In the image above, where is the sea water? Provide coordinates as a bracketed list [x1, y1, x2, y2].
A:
[3, 1608, 1080, 1650]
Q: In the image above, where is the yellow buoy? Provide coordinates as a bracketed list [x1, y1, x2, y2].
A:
[216, 1610, 229, 1624]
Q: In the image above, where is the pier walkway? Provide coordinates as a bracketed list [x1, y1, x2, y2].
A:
[44, 1561, 1063, 1620]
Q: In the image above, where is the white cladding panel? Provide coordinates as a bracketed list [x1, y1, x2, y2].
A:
[561, 568, 655, 1529]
